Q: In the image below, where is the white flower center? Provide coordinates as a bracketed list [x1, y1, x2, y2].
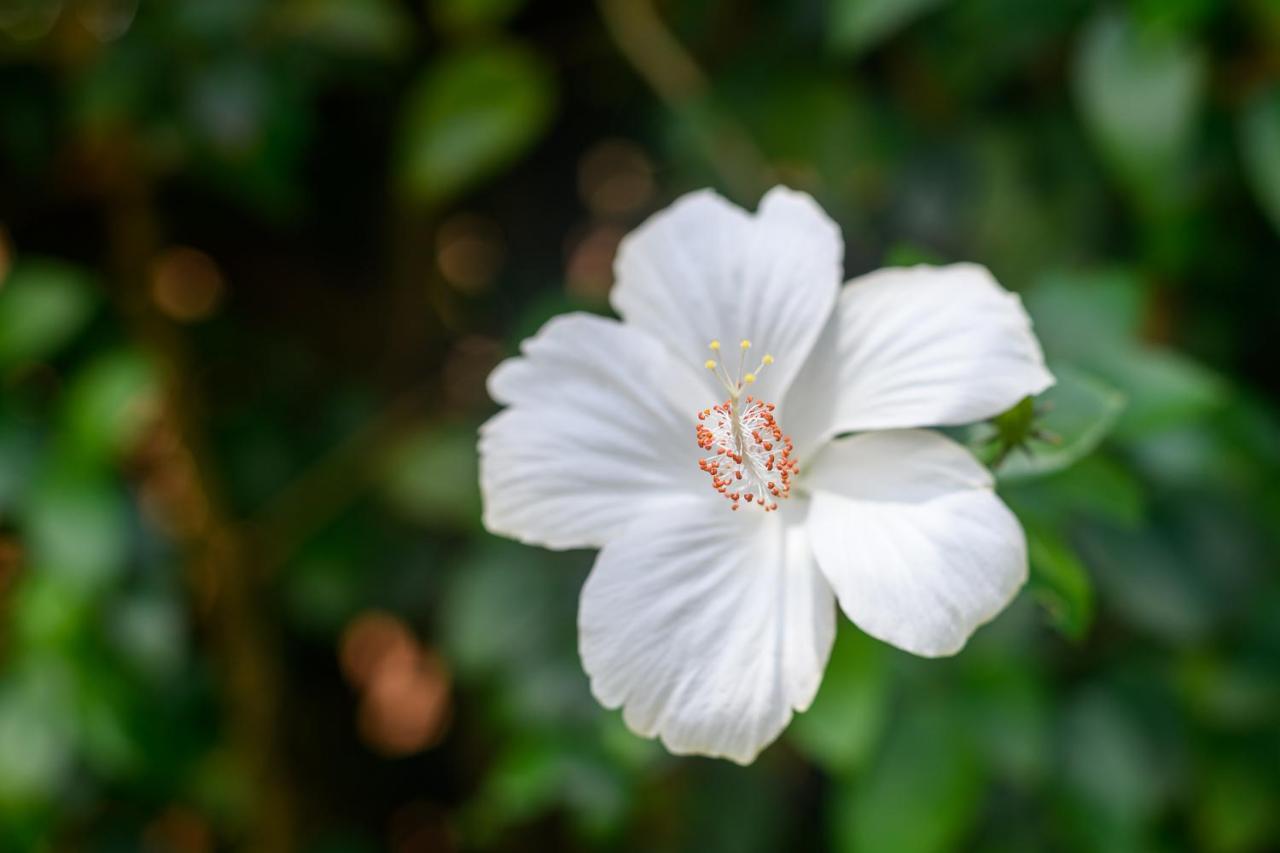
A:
[694, 339, 797, 512]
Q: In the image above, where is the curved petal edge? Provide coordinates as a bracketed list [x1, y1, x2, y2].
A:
[579, 499, 835, 764]
[805, 430, 1028, 657]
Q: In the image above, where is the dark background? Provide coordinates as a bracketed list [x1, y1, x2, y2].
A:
[0, 0, 1278, 850]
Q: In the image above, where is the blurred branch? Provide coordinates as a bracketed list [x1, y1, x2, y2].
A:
[101, 156, 297, 853]
[596, 0, 774, 198]
[597, 0, 709, 107]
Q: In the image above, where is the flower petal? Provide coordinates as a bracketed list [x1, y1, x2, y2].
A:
[580, 498, 835, 764]
[480, 312, 707, 550]
[805, 430, 1027, 657]
[784, 263, 1053, 453]
[611, 187, 842, 401]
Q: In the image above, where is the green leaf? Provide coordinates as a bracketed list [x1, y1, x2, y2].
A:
[829, 0, 946, 56]
[991, 366, 1126, 482]
[106, 593, 187, 681]
[1240, 90, 1280, 237]
[1074, 524, 1211, 644]
[1105, 347, 1226, 438]
[1003, 455, 1146, 529]
[24, 473, 129, 593]
[9, 570, 94, 650]
[0, 260, 96, 369]
[832, 703, 982, 853]
[432, 0, 527, 32]
[0, 421, 38, 514]
[1059, 689, 1163, 848]
[1024, 269, 1144, 363]
[60, 349, 160, 464]
[1073, 10, 1205, 192]
[397, 44, 554, 205]
[1024, 269, 1227, 437]
[439, 541, 560, 679]
[380, 422, 482, 530]
[274, 0, 412, 58]
[0, 663, 75, 805]
[1193, 761, 1277, 853]
[467, 732, 630, 842]
[960, 662, 1050, 786]
[788, 627, 889, 773]
[185, 61, 310, 219]
[1026, 525, 1094, 640]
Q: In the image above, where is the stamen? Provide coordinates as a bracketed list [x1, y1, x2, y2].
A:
[692, 341, 795, 512]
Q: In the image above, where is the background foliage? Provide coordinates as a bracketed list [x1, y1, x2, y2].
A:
[1, 0, 1278, 850]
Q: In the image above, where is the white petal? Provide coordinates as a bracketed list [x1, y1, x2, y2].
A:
[579, 498, 835, 764]
[480, 312, 707, 550]
[611, 186, 843, 401]
[784, 263, 1054, 452]
[805, 430, 1028, 657]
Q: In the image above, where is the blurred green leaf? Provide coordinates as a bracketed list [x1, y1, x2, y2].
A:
[1026, 270, 1227, 437]
[990, 366, 1125, 482]
[788, 626, 889, 773]
[185, 61, 310, 217]
[1105, 348, 1226, 438]
[397, 44, 554, 205]
[1176, 654, 1280, 729]
[283, 555, 364, 636]
[1059, 689, 1163, 849]
[829, 0, 946, 56]
[678, 761, 789, 853]
[1004, 455, 1147, 529]
[0, 663, 75, 805]
[275, 0, 412, 58]
[172, 0, 263, 39]
[959, 661, 1049, 787]
[0, 421, 39, 514]
[432, 0, 526, 31]
[1074, 10, 1205, 192]
[832, 704, 982, 853]
[470, 736, 565, 830]
[75, 673, 141, 776]
[60, 348, 159, 464]
[1025, 269, 1144, 360]
[1075, 524, 1212, 644]
[25, 473, 129, 593]
[468, 733, 629, 842]
[0, 260, 96, 370]
[1193, 761, 1277, 853]
[106, 593, 187, 681]
[440, 541, 560, 679]
[1026, 525, 1094, 640]
[380, 422, 482, 529]
[8, 571, 93, 650]
[1240, 89, 1280, 237]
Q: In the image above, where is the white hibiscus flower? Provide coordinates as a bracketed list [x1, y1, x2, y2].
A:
[478, 187, 1054, 764]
